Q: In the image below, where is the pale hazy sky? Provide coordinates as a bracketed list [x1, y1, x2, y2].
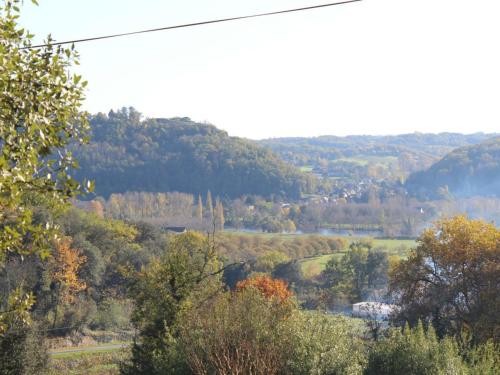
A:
[20, 0, 500, 139]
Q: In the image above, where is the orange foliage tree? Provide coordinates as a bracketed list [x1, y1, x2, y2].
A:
[390, 215, 500, 344]
[51, 237, 87, 327]
[236, 275, 293, 303]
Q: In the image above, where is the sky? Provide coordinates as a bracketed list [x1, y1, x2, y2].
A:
[19, 0, 500, 139]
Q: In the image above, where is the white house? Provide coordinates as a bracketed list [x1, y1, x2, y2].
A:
[352, 302, 396, 320]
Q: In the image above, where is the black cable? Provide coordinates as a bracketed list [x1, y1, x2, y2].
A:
[22, 0, 362, 50]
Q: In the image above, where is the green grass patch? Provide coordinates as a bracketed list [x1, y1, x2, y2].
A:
[368, 238, 415, 250]
[50, 346, 125, 360]
[333, 155, 398, 168]
[300, 253, 341, 277]
[222, 231, 329, 240]
[218, 231, 414, 275]
[49, 349, 127, 375]
[300, 237, 415, 278]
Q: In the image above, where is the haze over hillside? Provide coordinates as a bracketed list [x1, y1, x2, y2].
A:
[260, 132, 497, 167]
[406, 137, 500, 199]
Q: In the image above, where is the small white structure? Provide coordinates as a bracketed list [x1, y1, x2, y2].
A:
[352, 302, 396, 320]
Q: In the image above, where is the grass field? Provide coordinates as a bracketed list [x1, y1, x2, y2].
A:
[49, 347, 127, 375]
[299, 165, 314, 172]
[333, 155, 399, 168]
[222, 230, 337, 240]
[364, 238, 416, 250]
[50, 345, 127, 359]
[300, 237, 415, 278]
[222, 231, 415, 278]
[223, 232, 414, 248]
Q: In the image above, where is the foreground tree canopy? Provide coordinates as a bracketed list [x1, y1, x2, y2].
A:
[123, 229, 499, 375]
[0, 0, 90, 260]
[390, 215, 500, 344]
[0, 0, 89, 342]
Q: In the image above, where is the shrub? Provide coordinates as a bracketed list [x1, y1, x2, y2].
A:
[464, 340, 500, 374]
[236, 275, 293, 302]
[90, 298, 132, 331]
[180, 288, 295, 375]
[286, 313, 366, 375]
[0, 325, 48, 375]
[180, 284, 366, 375]
[365, 322, 468, 375]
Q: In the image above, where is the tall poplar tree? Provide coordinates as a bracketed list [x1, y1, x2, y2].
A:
[215, 198, 225, 230]
[196, 194, 203, 221]
[206, 190, 214, 221]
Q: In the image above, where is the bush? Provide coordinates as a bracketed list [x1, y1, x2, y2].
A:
[365, 323, 468, 375]
[90, 298, 132, 331]
[286, 313, 366, 375]
[179, 285, 367, 375]
[464, 340, 500, 374]
[0, 325, 48, 375]
[179, 287, 296, 375]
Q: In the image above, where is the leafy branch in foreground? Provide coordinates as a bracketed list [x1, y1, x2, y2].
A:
[0, 0, 90, 340]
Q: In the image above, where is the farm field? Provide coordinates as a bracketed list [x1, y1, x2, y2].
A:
[222, 231, 414, 249]
[217, 231, 349, 261]
[219, 230, 415, 277]
[333, 155, 399, 168]
[299, 165, 314, 172]
[300, 237, 415, 278]
[49, 347, 127, 375]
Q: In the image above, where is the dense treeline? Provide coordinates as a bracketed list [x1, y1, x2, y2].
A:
[406, 137, 500, 199]
[73, 108, 315, 200]
[217, 233, 347, 262]
[82, 191, 437, 237]
[0, 207, 345, 339]
[0, 207, 163, 337]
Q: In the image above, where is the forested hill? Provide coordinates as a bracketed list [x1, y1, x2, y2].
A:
[73, 108, 313, 199]
[260, 133, 496, 155]
[258, 132, 498, 177]
[406, 137, 500, 199]
[259, 132, 496, 163]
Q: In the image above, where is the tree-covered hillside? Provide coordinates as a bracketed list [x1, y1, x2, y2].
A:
[74, 108, 313, 199]
[260, 132, 496, 158]
[406, 137, 500, 198]
[259, 132, 498, 182]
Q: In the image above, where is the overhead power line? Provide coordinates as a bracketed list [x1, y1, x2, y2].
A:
[22, 0, 362, 50]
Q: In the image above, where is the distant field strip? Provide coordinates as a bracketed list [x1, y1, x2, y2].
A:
[50, 343, 128, 358]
